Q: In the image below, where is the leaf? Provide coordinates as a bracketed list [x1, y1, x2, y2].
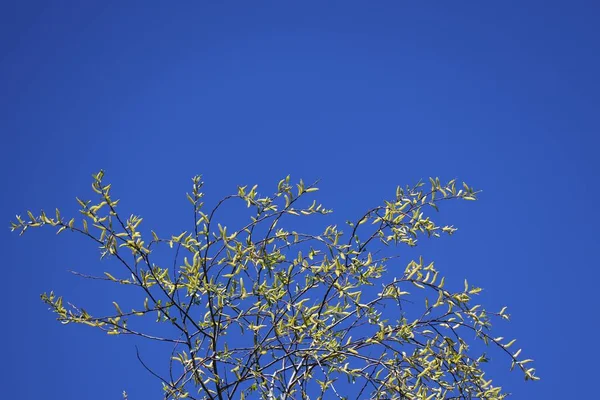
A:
[172, 231, 187, 242]
[186, 193, 195, 205]
[469, 287, 482, 295]
[104, 272, 117, 281]
[113, 302, 123, 315]
[513, 349, 522, 358]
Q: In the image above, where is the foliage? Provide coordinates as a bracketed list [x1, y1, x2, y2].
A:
[11, 171, 538, 399]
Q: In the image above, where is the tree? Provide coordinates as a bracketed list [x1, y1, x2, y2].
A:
[11, 171, 538, 399]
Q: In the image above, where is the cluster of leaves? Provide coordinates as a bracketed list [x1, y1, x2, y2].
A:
[11, 171, 538, 400]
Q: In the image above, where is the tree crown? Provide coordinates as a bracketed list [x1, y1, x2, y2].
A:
[11, 171, 538, 399]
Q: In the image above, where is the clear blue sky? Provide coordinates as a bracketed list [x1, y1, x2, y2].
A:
[1, 1, 598, 399]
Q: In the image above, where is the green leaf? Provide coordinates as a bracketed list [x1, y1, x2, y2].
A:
[104, 272, 117, 281]
[113, 302, 123, 315]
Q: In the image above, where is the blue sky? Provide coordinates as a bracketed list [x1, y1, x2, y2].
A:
[1, 1, 598, 399]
